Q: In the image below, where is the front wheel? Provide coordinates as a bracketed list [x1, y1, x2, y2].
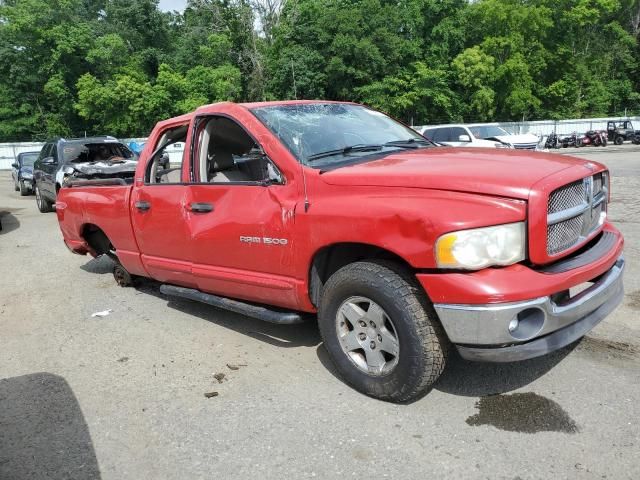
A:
[19, 180, 30, 196]
[318, 261, 448, 402]
[35, 184, 53, 213]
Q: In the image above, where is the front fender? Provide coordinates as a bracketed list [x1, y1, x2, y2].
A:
[304, 186, 527, 269]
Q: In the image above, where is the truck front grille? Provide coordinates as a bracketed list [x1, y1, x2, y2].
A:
[546, 172, 608, 256]
[513, 142, 538, 150]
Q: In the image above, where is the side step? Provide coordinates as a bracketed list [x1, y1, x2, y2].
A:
[159, 284, 305, 325]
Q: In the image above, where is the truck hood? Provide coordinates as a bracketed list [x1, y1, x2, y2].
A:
[70, 159, 138, 176]
[319, 147, 585, 199]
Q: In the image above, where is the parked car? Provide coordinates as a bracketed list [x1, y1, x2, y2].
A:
[11, 151, 40, 196]
[56, 101, 624, 402]
[466, 124, 540, 150]
[606, 120, 638, 145]
[33, 137, 137, 213]
[420, 125, 511, 148]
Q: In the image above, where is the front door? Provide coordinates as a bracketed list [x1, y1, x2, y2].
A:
[186, 115, 300, 309]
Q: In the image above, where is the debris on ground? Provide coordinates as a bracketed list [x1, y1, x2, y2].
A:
[117, 357, 129, 363]
[91, 309, 113, 318]
[204, 391, 219, 398]
[213, 373, 226, 383]
[226, 363, 247, 371]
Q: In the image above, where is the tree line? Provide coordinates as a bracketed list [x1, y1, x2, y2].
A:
[0, 0, 639, 141]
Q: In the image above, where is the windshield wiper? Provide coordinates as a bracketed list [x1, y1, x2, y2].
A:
[307, 144, 383, 162]
[384, 138, 433, 148]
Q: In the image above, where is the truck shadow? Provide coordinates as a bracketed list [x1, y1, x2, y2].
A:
[0, 210, 20, 235]
[136, 280, 321, 349]
[316, 342, 576, 403]
[0, 372, 101, 480]
[434, 344, 575, 397]
[80, 255, 114, 274]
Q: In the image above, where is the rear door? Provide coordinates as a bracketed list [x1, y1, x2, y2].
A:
[130, 123, 195, 287]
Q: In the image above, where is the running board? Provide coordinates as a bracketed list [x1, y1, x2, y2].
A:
[159, 284, 305, 325]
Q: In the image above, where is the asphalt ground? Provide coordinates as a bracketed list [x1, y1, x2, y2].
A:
[0, 146, 639, 479]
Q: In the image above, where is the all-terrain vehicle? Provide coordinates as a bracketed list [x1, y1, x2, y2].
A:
[606, 120, 637, 145]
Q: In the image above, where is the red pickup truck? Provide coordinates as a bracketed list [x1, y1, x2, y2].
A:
[56, 101, 624, 402]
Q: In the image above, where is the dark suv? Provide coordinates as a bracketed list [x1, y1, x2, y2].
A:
[11, 151, 40, 196]
[33, 137, 136, 212]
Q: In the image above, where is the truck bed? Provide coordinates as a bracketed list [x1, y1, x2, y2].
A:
[55, 183, 139, 265]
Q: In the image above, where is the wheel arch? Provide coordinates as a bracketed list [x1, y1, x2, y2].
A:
[308, 242, 415, 308]
[81, 223, 114, 256]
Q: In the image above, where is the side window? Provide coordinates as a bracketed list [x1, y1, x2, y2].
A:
[145, 125, 188, 184]
[51, 143, 59, 163]
[435, 128, 452, 142]
[422, 128, 436, 141]
[38, 144, 51, 162]
[449, 127, 469, 142]
[194, 116, 283, 185]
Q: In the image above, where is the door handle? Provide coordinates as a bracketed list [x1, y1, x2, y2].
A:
[135, 200, 151, 211]
[189, 202, 214, 213]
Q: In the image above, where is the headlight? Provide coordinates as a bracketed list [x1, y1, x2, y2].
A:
[436, 222, 526, 270]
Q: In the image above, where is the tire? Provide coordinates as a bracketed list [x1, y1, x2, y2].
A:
[113, 262, 135, 287]
[614, 136, 624, 145]
[576, 138, 583, 147]
[35, 184, 53, 213]
[19, 180, 30, 196]
[318, 261, 448, 402]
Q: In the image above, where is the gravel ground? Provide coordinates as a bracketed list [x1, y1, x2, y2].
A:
[0, 148, 639, 480]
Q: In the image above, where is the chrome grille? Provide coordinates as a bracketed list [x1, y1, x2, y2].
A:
[546, 173, 608, 256]
[548, 180, 584, 214]
[548, 216, 585, 255]
[513, 143, 538, 150]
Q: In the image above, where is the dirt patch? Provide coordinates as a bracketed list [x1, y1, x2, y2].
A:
[466, 392, 579, 434]
[576, 335, 638, 359]
[626, 291, 640, 311]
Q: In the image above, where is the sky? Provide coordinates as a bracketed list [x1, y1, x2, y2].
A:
[158, 0, 187, 12]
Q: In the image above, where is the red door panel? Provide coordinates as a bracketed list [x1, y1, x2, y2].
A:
[130, 185, 196, 287]
[187, 184, 300, 309]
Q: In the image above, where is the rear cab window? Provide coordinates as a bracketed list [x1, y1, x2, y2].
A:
[145, 125, 189, 184]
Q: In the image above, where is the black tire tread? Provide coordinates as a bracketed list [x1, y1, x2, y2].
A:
[319, 260, 448, 402]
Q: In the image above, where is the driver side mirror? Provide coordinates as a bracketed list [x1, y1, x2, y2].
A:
[11, 163, 19, 169]
[261, 160, 284, 186]
[458, 134, 471, 142]
[43, 156, 56, 165]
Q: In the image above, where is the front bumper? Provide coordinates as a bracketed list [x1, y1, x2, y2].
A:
[433, 256, 624, 362]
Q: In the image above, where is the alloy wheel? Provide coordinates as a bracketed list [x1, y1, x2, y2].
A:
[335, 296, 400, 376]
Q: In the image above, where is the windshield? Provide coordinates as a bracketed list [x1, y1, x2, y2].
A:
[20, 153, 38, 166]
[64, 142, 135, 163]
[468, 125, 510, 139]
[251, 103, 429, 168]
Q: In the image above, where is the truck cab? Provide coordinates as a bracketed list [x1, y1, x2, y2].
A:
[55, 101, 625, 402]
